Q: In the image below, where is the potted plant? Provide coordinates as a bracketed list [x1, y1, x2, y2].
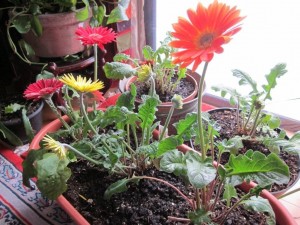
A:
[103, 34, 204, 134]
[21, 1, 296, 224]
[0, 0, 130, 62]
[0, 94, 43, 147]
[210, 64, 300, 196]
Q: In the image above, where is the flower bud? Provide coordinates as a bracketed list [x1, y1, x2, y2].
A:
[137, 64, 153, 82]
[171, 94, 183, 109]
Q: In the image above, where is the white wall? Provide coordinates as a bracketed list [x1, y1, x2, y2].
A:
[156, 0, 300, 121]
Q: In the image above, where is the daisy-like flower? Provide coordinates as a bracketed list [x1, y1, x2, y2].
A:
[43, 135, 67, 159]
[23, 78, 63, 101]
[59, 73, 104, 93]
[169, 1, 245, 72]
[75, 26, 117, 51]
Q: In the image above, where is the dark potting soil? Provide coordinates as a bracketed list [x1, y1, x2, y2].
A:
[64, 160, 271, 225]
[207, 108, 300, 193]
[135, 77, 195, 102]
[0, 95, 41, 122]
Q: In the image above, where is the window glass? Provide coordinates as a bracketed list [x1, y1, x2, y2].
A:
[156, 0, 300, 121]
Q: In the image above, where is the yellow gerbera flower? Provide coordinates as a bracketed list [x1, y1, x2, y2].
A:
[59, 73, 104, 93]
[43, 135, 67, 159]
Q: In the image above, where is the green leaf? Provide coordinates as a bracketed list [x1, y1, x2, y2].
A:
[21, 108, 34, 142]
[242, 196, 275, 225]
[142, 45, 154, 60]
[188, 208, 212, 224]
[138, 96, 160, 132]
[22, 149, 47, 188]
[30, 15, 42, 36]
[116, 84, 137, 111]
[223, 183, 237, 206]
[225, 150, 290, 186]
[261, 114, 280, 129]
[4, 103, 24, 114]
[18, 39, 35, 59]
[160, 149, 187, 176]
[76, 1, 89, 21]
[0, 121, 23, 146]
[107, 3, 129, 24]
[174, 113, 197, 139]
[36, 153, 71, 200]
[232, 69, 258, 94]
[263, 63, 287, 100]
[104, 177, 139, 200]
[104, 62, 136, 80]
[137, 141, 159, 158]
[113, 53, 132, 62]
[36, 70, 55, 80]
[156, 136, 183, 157]
[186, 151, 216, 188]
[271, 131, 300, 155]
[12, 15, 31, 34]
[100, 106, 127, 128]
[211, 85, 241, 105]
[224, 136, 244, 155]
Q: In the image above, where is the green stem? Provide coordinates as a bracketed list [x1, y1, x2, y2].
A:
[6, 11, 46, 67]
[197, 62, 209, 210]
[93, 44, 98, 110]
[149, 76, 156, 97]
[44, 98, 70, 129]
[159, 105, 175, 141]
[219, 191, 252, 224]
[197, 62, 209, 159]
[80, 93, 97, 134]
[64, 144, 101, 165]
[243, 104, 255, 131]
[249, 108, 262, 137]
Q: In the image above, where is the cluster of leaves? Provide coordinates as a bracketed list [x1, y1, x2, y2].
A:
[212, 63, 287, 138]
[104, 34, 187, 96]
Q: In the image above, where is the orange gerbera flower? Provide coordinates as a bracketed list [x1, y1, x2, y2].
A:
[75, 26, 117, 51]
[169, 1, 245, 72]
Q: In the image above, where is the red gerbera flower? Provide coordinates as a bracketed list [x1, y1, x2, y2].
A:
[169, 1, 245, 72]
[23, 78, 64, 101]
[75, 26, 117, 51]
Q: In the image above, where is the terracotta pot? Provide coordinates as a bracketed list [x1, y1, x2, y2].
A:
[206, 107, 300, 198]
[125, 71, 205, 135]
[22, 8, 92, 58]
[29, 117, 297, 225]
[2, 100, 44, 144]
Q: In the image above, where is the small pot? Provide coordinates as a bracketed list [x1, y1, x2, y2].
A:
[2, 100, 44, 144]
[22, 8, 92, 58]
[125, 71, 205, 135]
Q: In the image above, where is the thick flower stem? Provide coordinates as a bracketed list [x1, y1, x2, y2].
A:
[197, 62, 209, 159]
[80, 93, 97, 134]
[159, 105, 175, 141]
[44, 98, 70, 130]
[197, 61, 209, 210]
[93, 44, 98, 110]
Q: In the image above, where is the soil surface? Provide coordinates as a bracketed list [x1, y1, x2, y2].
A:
[207, 108, 300, 193]
[64, 160, 272, 225]
[135, 77, 195, 102]
[0, 95, 41, 122]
